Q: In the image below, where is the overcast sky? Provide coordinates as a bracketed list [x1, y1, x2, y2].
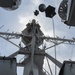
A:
[0, 0, 75, 75]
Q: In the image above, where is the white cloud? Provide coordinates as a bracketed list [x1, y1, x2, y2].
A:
[18, 16, 28, 25]
[31, 0, 42, 5]
[18, 15, 35, 25]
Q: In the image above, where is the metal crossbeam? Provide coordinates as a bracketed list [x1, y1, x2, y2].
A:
[0, 32, 21, 36]
[17, 56, 30, 67]
[0, 35, 20, 48]
[45, 53, 62, 68]
[41, 36, 75, 42]
[42, 41, 65, 51]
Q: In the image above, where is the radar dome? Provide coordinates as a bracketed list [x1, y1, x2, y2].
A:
[3, 0, 21, 11]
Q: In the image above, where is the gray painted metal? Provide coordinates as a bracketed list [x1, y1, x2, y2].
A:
[0, 32, 21, 36]
[23, 61, 39, 75]
[0, 57, 16, 75]
[63, 62, 75, 75]
[59, 61, 75, 75]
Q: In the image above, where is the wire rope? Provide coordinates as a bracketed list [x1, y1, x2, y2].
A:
[70, 45, 74, 60]
[52, 18, 57, 75]
[46, 57, 53, 75]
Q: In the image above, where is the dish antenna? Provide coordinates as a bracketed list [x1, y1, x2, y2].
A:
[0, 0, 21, 10]
[58, 0, 75, 26]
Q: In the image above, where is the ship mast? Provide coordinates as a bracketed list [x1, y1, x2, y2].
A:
[0, 19, 75, 75]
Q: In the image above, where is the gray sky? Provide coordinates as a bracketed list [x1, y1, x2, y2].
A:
[0, 0, 75, 75]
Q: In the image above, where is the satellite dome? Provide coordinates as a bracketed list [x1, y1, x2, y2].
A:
[39, 4, 46, 12]
[3, 0, 21, 11]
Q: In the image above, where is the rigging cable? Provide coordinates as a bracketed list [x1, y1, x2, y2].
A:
[44, 42, 75, 51]
[46, 57, 53, 75]
[52, 17, 57, 75]
[0, 25, 4, 30]
[70, 45, 74, 60]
